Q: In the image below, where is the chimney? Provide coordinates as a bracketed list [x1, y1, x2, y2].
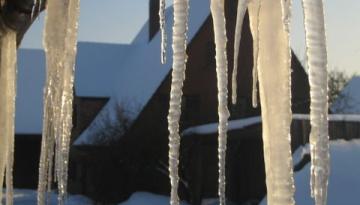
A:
[149, 0, 160, 41]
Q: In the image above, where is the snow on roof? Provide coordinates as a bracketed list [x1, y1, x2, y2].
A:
[181, 114, 360, 136]
[16, 42, 133, 134]
[260, 139, 360, 205]
[331, 76, 360, 114]
[74, 0, 211, 145]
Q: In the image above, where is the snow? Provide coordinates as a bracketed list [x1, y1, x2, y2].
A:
[182, 116, 261, 136]
[75, 0, 211, 145]
[1, 189, 92, 205]
[182, 114, 360, 136]
[119, 192, 190, 205]
[16, 42, 133, 135]
[261, 139, 360, 205]
[331, 76, 360, 114]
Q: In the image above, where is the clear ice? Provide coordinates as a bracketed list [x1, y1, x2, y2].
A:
[248, 0, 261, 108]
[159, 0, 167, 64]
[302, 1, 330, 205]
[256, 0, 296, 204]
[232, 0, 249, 104]
[210, 0, 230, 204]
[0, 31, 17, 205]
[167, 0, 189, 205]
[37, 0, 80, 205]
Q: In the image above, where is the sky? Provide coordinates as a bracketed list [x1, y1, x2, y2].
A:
[20, 0, 359, 75]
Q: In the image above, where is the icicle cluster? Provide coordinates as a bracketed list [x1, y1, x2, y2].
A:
[167, 0, 189, 205]
[254, 0, 296, 204]
[159, 0, 167, 64]
[302, 1, 330, 205]
[232, 0, 249, 104]
[37, 0, 80, 205]
[0, 30, 17, 205]
[210, 0, 230, 204]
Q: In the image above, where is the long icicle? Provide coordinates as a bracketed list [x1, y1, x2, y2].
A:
[159, 0, 167, 64]
[232, 0, 249, 104]
[0, 30, 17, 205]
[247, 0, 261, 108]
[302, 1, 329, 205]
[210, 0, 230, 204]
[167, 0, 189, 205]
[256, 0, 295, 204]
[37, 0, 80, 205]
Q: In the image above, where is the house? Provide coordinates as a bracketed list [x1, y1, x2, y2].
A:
[67, 0, 311, 204]
[14, 42, 133, 188]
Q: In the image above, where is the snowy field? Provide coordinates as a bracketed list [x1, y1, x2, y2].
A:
[261, 139, 360, 205]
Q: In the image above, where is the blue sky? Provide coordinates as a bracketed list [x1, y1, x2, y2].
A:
[21, 0, 359, 75]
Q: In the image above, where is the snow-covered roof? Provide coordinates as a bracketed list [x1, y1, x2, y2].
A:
[16, 42, 133, 134]
[331, 76, 360, 114]
[261, 139, 360, 205]
[75, 0, 211, 145]
[181, 114, 360, 136]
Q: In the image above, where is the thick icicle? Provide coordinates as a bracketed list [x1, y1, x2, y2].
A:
[232, 0, 249, 104]
[0, 31, 17, 205]
[247, 0, 261, 108]
[159, 0, 167, 64]
[256, 0, 295, 205]
[167, 0, 189, 205]
[302, 1, 329, 205]
[210, 0, 230, 204]
[37, 0, 80, 205]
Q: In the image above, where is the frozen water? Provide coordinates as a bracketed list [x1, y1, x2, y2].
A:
[37, 0, 80, 205]
[167, 0, 189, 205]
[0, 31, 17, 205]
[210, 0, 230, 204]
[302, 1, 330, 205]
[256, 0, 295, 204]
[232, 0, 249, 104]
[159, 0, 167, 64]
[247, 0, 261, 108]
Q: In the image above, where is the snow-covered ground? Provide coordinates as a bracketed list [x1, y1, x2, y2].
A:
[261, 139, 360, 205]
[1, 189, 92, 205]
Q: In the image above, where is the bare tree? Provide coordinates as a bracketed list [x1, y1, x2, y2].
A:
[328, 70, 353, 104]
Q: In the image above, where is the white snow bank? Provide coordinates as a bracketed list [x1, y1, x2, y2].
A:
[331, 76, 360, 114]
[1, 189, 92, 205]
[118, 192, 190, 205]
[260, 139, 360, 205]
[182, 114, 360, 136]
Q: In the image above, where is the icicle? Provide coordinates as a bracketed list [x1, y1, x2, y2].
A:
[31, 0, 38, 20]
[0, 30, 17, 205]
[302, 1, 329, 205]
[210, 0, 230, 204]
[256, 0, 295, 205]
[247, 0, 261, 108]
[167, 0, 189, 205]
[232, 0, 249, 105]
[37, 0, 80, 205]
[159, 0, 167, 64]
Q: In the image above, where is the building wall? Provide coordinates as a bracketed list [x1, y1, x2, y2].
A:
[71, 97, 109, 142]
